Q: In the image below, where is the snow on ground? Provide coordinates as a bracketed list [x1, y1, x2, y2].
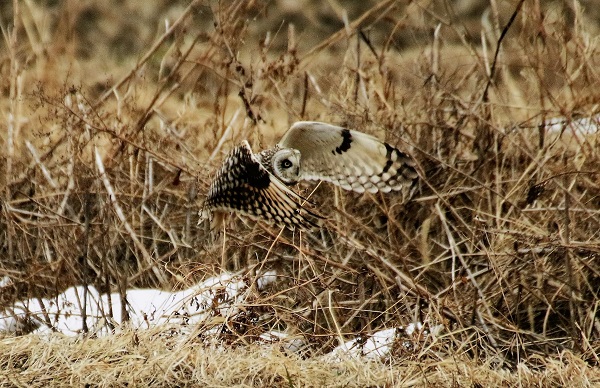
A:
[0, 271, 277, 336]
[327, 323, 444, 361]
[0, 272, 444, 362]
[0, 276, 11, 288]
[543, 115, 600, 138]
[508, 115, 600, 147]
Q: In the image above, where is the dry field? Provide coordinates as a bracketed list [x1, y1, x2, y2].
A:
[2, 0, 600, 386]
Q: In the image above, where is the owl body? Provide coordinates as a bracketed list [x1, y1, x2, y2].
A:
[204, 140, 321, 229]
[204, 121, 417, 229]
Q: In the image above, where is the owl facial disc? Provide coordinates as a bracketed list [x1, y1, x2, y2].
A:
[270, 148, 301, 185]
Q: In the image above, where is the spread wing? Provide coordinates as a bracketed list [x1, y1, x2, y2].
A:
[278, 121, 418, 193]
[205, 141, 322, 230]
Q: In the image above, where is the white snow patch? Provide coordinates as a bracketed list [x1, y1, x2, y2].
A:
[326, 323, 444, 361]
[0, 270, 278, 337]
[544, 116, 600, 137]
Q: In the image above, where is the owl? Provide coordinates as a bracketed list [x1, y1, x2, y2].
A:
[203, 121, 418, 230]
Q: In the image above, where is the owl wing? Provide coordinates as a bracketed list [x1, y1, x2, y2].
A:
[278, 121, 418, 193]
[205, 140, 322, 230]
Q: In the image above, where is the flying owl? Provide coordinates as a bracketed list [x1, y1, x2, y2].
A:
[203, 121, 418, 230]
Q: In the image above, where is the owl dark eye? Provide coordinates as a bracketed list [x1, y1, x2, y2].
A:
[281, 159, 293, 169]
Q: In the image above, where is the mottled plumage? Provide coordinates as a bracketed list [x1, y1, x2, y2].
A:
[205, 141, 321, 229]
[203, 121, 418, 230]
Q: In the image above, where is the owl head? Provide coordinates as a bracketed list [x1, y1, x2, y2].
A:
[270, 148, 301, 185]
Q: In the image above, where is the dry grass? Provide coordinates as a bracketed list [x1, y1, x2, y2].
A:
[1, 327, 599, 387]
[2, 0, 600, 386]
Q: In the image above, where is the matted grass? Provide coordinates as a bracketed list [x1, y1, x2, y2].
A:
[2, 0, 600, 386]
[1, 328, 599, 387]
